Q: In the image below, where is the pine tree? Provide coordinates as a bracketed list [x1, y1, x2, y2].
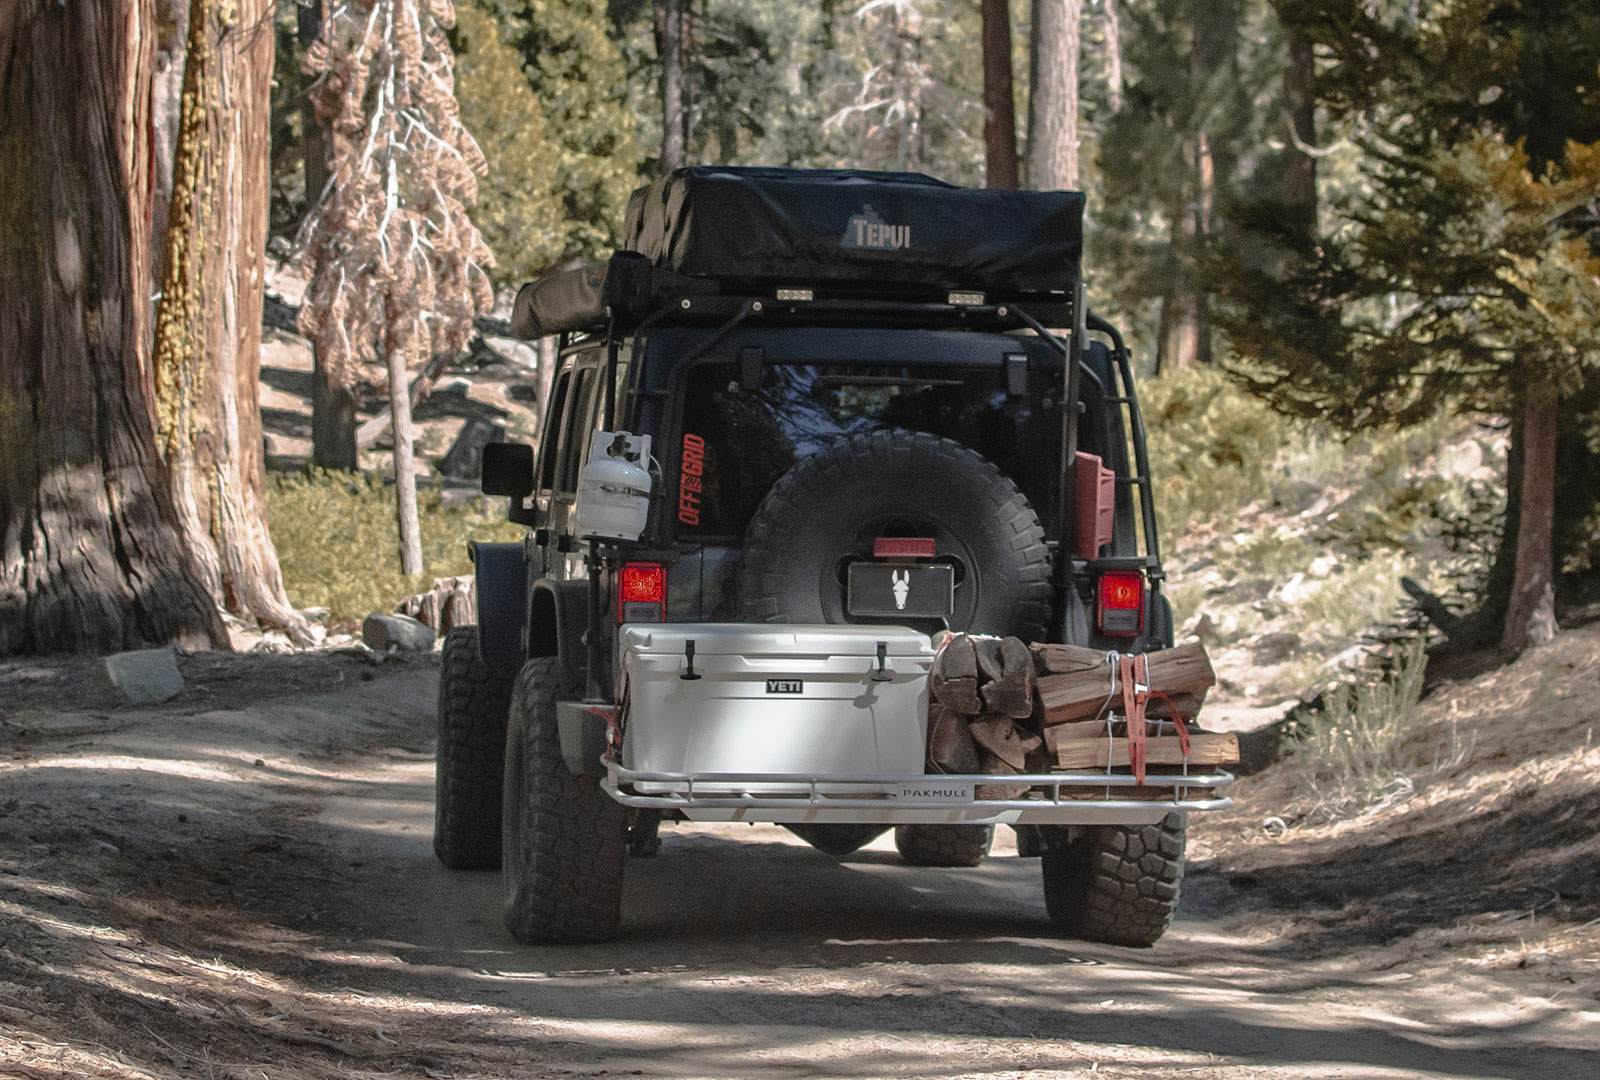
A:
[453, 1, 565, 281]
[1215, 0, 1600, 654]
[298, 0, 495, 577]
[480, 0, 640, 260]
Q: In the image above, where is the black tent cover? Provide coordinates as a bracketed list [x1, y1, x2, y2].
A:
[511, 167, 1085, 339]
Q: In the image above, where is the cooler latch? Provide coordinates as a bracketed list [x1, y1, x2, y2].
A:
[872, 641, 893, 682]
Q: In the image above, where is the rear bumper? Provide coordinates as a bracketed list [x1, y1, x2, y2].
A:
[601, 760, 1232, 826]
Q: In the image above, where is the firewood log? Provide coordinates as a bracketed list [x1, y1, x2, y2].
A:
[979, 636, 1035, 718]
[927, 705, 980, 773]
[974, 749, 1031, 800]
[1034, 642, 1215, 725]
[931, 634, 983, 714]
[968, 714, 1041, 772]
[1050, 733, 1239, 770]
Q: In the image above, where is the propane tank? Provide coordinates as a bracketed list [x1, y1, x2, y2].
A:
[574, 431, 654, 542]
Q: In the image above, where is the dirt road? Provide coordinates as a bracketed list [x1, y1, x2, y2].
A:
[2, 651, 1596, 1079]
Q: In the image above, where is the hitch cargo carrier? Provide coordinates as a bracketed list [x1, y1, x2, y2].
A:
[604, 624, 1233, 826]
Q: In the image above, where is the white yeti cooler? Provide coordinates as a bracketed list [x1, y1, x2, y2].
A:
[620, 623, 934, 793]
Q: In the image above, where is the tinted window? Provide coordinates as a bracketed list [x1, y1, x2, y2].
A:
[556, 368, 596, 495]
[537, 368, 572, 493]
[673, 362, 1063, 538]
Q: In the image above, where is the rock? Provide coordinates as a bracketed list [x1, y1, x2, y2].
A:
[103, 648, 185, 706]
[439, 416, 505, 482]
[362, 613, 436, 653]
[1251, 631, 1302, 664]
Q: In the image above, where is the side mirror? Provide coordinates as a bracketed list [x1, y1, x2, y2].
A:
[482, 442, 535, 499]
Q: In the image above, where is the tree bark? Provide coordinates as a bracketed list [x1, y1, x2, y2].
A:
[1027, 0, 1081, 190]
[298, 1, 354, 472]
[151, 0, 190, 294]
[0, 0, 226, 655]
[1282, 23, 1317, 234]
[150, 0, 311, 645]
[981, 0, 1019, 189]
[1502, 384, 1558, 652]
[659, 0, 686, 173]
[385, 304, 424, 578]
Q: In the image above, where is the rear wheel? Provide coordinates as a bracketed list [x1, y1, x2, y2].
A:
[501, 657, 628, 944]
[783, 823, 890, 857]
[893, 824, 993, 867]
[433, 627, 513, 870]
[1040, 814, 1186, 947]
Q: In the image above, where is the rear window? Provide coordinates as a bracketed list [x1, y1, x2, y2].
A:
[673, 361, 1063, 539]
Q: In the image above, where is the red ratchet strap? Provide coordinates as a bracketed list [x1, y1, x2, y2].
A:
[1118, 653, 1193, 784]
[1148, 688, 1192, 756]
[1118, 654, 1146, 784]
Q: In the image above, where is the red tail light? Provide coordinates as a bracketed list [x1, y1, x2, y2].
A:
[618, 562, 665, 623]
[1097, 571, 1144, 637]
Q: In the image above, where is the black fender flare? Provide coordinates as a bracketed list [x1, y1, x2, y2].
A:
[528, 577, 590, 684]
[471, 542, 528, 680]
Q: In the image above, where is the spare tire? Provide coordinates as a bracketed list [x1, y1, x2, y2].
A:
[739, 430, 1052, 639]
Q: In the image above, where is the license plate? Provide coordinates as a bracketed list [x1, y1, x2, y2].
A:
[897, 780, 975, 803]
[847, 563, 954, 617]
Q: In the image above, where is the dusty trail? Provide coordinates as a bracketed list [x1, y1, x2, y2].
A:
[1, 651, 1595, 1080]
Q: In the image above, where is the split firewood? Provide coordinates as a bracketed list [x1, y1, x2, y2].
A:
[930, 634, 983, 714]
[1034, 642, 1215, 726]
[927, 705, 981, 774]
[968, 714, 1042, 772]
[973, 637, 1004, 682]
[1030, 642, 1108, 676]
[1050, 733, 1239, 771]
[979, 636, 1035, 718]
[975, 751, 1031, 800]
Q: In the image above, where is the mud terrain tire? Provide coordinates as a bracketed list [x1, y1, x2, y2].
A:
[434, 626, 513, 870]
[502, 657, 628, 944]
[739, 430, 1052, 640]
[784, 823, 890, 857]
[894, 824, 993, 867]
[1040, 813, 1186, 947]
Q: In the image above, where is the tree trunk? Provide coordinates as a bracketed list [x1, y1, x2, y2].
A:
[1502, 384, 1558, 652]
[1101, 0, 1122, 114]
[384, 308, 424, 578]
[1027, 0, 1081, 190]
[1159, 183, 1201, 371]
[981, 0, 1019, 189]
[1282, 22, 1317, 234]
[151, 0, 190, 294]
[150, 0, 311, 645]
[312, 357, 359, 469]
[659, 0, 686, 173]
[0, 0, 226, 655]
[299, 1, 354, 472]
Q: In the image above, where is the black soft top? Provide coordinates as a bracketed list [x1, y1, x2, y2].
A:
[512, 167, 1084, 340]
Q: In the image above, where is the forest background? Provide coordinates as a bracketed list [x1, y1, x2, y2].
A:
[4, 0, 1599, 674]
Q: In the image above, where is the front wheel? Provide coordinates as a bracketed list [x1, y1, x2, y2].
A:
[501, 657, 628, 944]
[1040, 813, 1186, 947]
[433, 626, 513, 870]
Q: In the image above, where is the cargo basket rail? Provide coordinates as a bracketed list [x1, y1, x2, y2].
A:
[601, 760, 1232, 826]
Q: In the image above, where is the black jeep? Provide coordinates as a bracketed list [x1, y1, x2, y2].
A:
[433, 168, 1222, 948]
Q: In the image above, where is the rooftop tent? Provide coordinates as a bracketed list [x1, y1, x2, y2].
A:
[623, 166, 1084, 297]
[509, 168, 1086, 339]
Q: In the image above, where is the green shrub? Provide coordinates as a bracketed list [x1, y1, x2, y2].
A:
[268, 471, 524, 623]
[1140, 366, 1300, 539]
[1291, 636, 1428, 820]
